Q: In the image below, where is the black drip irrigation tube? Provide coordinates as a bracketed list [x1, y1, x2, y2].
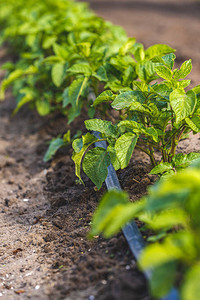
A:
[94, 134, 180, 300]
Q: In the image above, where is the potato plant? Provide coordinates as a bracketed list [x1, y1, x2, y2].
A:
[1, 1, 200, 299]
[89, 160, 200, 299]
[72, 55, 200, 188]
[0, 0, 128, 121]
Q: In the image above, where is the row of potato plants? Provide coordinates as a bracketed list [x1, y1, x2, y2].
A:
[0, 0, 200, 298]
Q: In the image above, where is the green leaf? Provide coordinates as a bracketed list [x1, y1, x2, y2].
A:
[118, 120, 142, 132]
[152, 83, 172, 100]
[42, 55, 63, 64]
[133, 43, 145, 62]
[36, 99, 51, 116]
[72, 133, 97, 183]
[67, 104, 82, 124]
[51, 63, 65, 87]
[63, 130, 71, 143]
[178, 80, 191, 89]
[89, 189, 130, 236]
[111, 91, 145, 110]
[93, 90, 115, 106]
[122, 65, 136, 85]
[150, 162, 173, 175]
[173, 153, 200, 169]
[72, 138, 83, 153]
[115, 133, 138, 169]
[93, 66, 108, 82]
[185, 116, 200, 132]
[144, 127, 159, 142]
[0, 69, 24, 100]
[53, 43, 69, 59]
[182, 264, 200, 300]
[145, 44, 176, 60]
[129, 101, 150, 114]
[145, 209, 187, 230]
[155, 65, 172, 80]
[83, 147, 111, 189]
[76, 42, 91, 57]
[139, 238, 182, 270]
[42, 36, 57, 49]
[68, 63, 92, 76]
[150, 262, 177, 298]
[102, 201, 145, 237]
[170, 89, 197, 123]
[119, 37, 136, 56]
[13, 89, 34, 114]
[85, 119, 117, 138]
[68, 77, 88, 106]
[136, 61, 155, 82]
[62, 87, 70, 107]
[107, 145, 120, 170]
[161, 53, 176, 69]
[173, 59, 192, 80]
[43, 138, 64, 162]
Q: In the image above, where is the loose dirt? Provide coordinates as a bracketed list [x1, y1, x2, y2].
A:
[0, 1, 200, 299]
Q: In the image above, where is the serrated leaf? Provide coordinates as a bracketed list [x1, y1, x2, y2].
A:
[43, 138, 64, 162]
[93, 90, 115, 106]
[83, 147, 111, 189]
[155, 65, 172, 80]
[68, 77, 88, 106]
[51, 63, 65, 87]
[111, 91, 145, 110]
[173, 59, 192, 80]
[170, 89, 197, 123]
[115, 133, 138, 169]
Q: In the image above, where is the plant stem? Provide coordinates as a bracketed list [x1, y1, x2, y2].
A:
[148, 145, 156, 167]
[135, 145, 150, 156]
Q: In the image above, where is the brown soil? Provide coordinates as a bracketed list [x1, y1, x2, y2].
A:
[0, 1, 200, 299]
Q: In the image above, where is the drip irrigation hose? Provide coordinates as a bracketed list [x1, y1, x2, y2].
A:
[93, 133, 180, 300]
